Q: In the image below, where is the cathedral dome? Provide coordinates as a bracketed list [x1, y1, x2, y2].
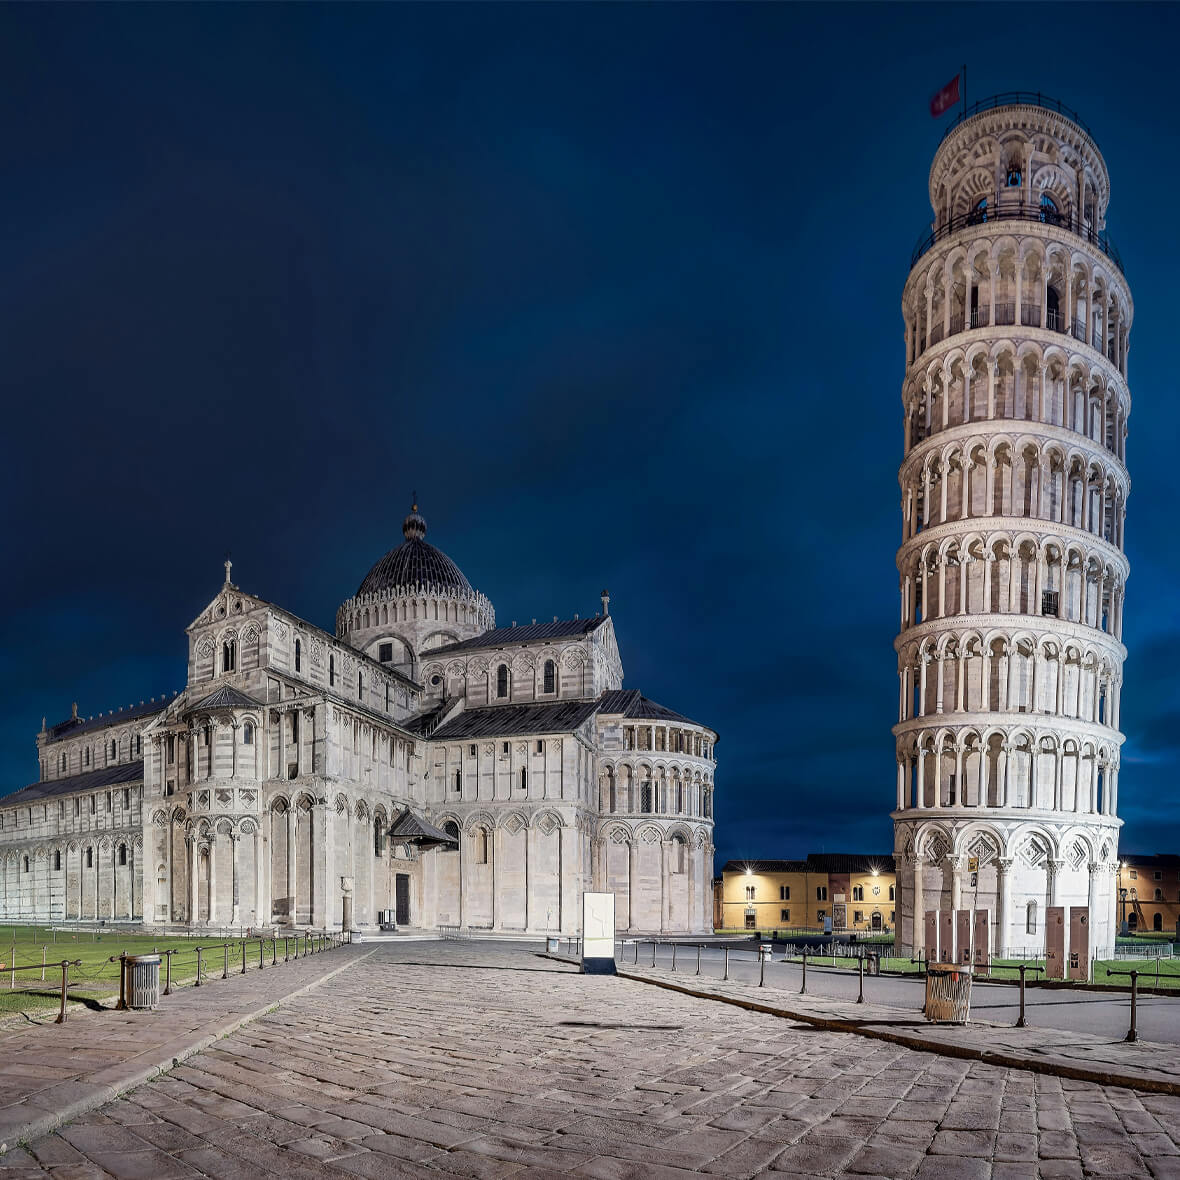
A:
[356, 503, 473, 597]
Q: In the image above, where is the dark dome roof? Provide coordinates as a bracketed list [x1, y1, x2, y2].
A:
[356, 503, 473, 597]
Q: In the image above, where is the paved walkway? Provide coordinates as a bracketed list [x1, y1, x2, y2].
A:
[616, 960, 1180, 1097]
[2, 941, 1178, 1178]
[0, 943, 371, 1155]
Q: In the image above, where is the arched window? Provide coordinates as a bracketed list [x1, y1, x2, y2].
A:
[1155, 888, 1163, 901]
[454, 768, 462, 793]
[497, 664, 509, 698]
[222, 640, 236, 672]
[1154, 913, 1163, 932]
[969, 197, 988, 225]
[84, 747, 90, 767]
[519, 767, 528, 791]
[703, 788, 713, 819]
[543, 660, 556, 694]
[85, 847, 93, 869]
[110, 739, 117, 759]
[1039, 192, 1059, 223]
[53, 850, 61, 871]
[374, 816, 385, 857]
[474, 829, 488, 864]
[640, 782, 653, 813]
[671, 833, 687, 873]
[1006, 166, 1022, 188]
[358, 671, 364, 699]
[118, 844, 128, 867]
[242, 723, 254, 745]
[329, 655, 336, 687]
[135, 734, 142, 756]
[1026, 900, 1038, 934]
[294, 638, 302, 673]
[443, 820, 460, 844]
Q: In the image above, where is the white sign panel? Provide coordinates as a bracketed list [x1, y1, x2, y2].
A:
[582, 892, 616, 970]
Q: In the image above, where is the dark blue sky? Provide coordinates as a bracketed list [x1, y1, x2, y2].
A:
[2, 4, 1178, 867]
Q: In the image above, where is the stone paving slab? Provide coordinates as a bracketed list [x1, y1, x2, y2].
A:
[0, 944, 373, 1154]
[6, 941, 1180, 1178]
[615, 961, 1180, 1097]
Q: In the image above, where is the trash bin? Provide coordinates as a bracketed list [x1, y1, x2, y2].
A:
[866, 952, 880, 977]
[759, 943, 773, 960]
[924, 962, 971, 1023]
[546, 936, 560, 953]
[125, 954, 161, 1011]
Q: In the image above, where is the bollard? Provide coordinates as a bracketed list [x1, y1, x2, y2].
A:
[857, 954, 864, 1004]
[284, 937, 290, 963]
[1015, 964, 1045, 1028]
[241, 940, 248, 975]
[109, 954, 128, 1010]
[723, 946, 729, 982]
[195, 946, 204, 986]
[759, 951, 766, 988]
[800, 951, 808, 995]
[222, 943, 229, 980]
[56, 959, 81, 1025]
[652, 941, 657, 968]
[696, 944, 702, 976]
[162, 949, 176, 996]
[672, 943, 677, 972]
[41, 945, 46, 983]
[1128, 970, 1139, 1043]
[259, 938, 266, 970]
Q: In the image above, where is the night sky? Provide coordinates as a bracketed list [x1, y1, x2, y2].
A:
[2, 4, 1178, 868]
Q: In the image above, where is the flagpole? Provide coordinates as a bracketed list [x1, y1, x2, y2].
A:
[962, 64, 967, 118]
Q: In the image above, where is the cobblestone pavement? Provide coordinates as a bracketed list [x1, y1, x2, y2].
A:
[5, 940, 1180, 1179]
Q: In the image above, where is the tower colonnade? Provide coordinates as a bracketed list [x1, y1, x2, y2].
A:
[893, 97, 1132, 956]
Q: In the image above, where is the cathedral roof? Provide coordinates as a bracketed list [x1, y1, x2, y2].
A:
[45, 695, 178, 741]
[410, 698, 603, 740]
[595, 689, 697, 726]
[356, 503, 473, 597]
[428, 616, 607, 655]
[2, 760, 144, 807]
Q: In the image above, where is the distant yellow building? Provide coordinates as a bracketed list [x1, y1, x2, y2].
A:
[1117, 856, 1180, 936]
[719, 855, 896, 934]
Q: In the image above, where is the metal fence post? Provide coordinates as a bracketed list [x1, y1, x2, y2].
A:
[696, 944, 702, 976]
[222, 943, 229, 980]
[857, 954, 864, 1004]
[651, 941, 657, 968]
[800, 951, 807, 995]
[195, 946, 204, 986]
[672, 943, 677, 972]
[759, 950, 766, 988]
[723, 946, 729, 981]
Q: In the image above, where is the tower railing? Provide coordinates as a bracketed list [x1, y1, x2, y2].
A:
[938, 92, 1099, 148]
[910, 206, 1124, 275]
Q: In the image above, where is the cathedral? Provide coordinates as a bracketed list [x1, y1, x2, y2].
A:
[0, 504, 718, 935]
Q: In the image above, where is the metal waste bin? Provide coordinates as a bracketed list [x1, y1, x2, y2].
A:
[866, 952, 880, 977]
[125, 954, 161, 1011]
[759, 943, 773, 960]
[924, 962, 971, 1023]
[547, 936, 560, 952]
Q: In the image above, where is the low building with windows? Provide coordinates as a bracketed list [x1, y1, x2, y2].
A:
[1116, 855, 1180, 935]
[0, 502, 718, 934]
[719, 855, 897, 933]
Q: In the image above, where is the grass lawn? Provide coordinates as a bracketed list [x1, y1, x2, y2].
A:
[0, 925, 325, 1018]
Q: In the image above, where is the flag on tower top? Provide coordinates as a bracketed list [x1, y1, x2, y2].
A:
[930, 74, 961, 117]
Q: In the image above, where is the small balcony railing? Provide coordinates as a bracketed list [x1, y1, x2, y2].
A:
[938, 92, 1100, 148]
[911, 204, 1124, 275]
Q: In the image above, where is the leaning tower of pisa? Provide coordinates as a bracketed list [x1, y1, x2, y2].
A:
[892, 95, 1132, 957]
